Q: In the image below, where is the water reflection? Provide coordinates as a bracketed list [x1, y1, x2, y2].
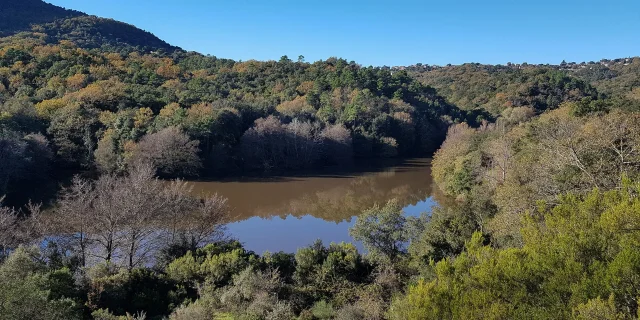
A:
[188, 158, 436, 253]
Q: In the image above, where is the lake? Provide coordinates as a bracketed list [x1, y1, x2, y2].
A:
[188, 158, 437, 254]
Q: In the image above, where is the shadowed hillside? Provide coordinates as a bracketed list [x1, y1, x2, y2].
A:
[0, 0, 84, 36]
[0, 0, 178, 52]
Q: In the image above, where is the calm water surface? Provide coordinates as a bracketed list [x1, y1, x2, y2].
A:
[188, 158, 436, 254]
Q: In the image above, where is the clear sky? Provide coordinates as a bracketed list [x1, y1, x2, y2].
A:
[46, 0, 640, 67]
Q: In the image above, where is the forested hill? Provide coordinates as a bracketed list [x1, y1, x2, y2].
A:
[0, 0, 178, 53]
[0, 0, 632, 204]
[0, 2, 475, 203]
[408, 58, 640, 116]
[0, 0, 84, 36]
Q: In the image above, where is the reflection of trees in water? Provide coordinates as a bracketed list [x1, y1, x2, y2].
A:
[230, 161, 433, 223]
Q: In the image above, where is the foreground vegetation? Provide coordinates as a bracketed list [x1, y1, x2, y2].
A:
[4, 173, 640, 319]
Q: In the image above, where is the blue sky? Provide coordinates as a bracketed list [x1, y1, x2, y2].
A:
[46, 0, 640, 66]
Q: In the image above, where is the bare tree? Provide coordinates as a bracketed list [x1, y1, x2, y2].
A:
[0, 197, 19, 259]
[530, 109, 597, 197]
[55, 176, 95, 267]
[284, 119, 320, 169]
[115, 164, 171, 270]
[529, 108, 640, 198]
[0, 197, 44, 260]
[90, 172, 125, 264]
[161, 179, 198, 245]
[20, 201, 46, 244]
[178, 194, 229, 249]
[320, 124, 353, 165]
[587, 111, 640, 187]
[88, 164, 174, 268]
[129, 127, 202, 178]
[160, 180, 228, 257]
[241, 116, 288, 170]
[486, 120, 516, 185]
[55, 164, 229, 270]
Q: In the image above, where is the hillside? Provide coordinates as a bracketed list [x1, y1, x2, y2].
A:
[409, 64, 598, 115]
[0, 4, 471, 202]
[0, 0, 83, 36]
[34, 15, 180, 53]
[408, 58, 640, 116]
[0, 0, 178, 52]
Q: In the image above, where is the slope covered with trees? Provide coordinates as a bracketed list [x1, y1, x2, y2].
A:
[409, 64, 598, 115]
[582, 58, 640, 108]
[0, 0, 83, 36]
[33, 15, 179, 53]
[0, 1, 480, 206]
[0, 0, 177, 53]
[409, 58, 640, 116]
[410, 62, 640, 319]
[0, 32, 471, 202]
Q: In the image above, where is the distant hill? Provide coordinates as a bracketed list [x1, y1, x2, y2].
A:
[408, 64, 598, 115]
[35, 15, 180, 53]
[407, 58, 640, 115]
[0, 0, 179, 53]
[0, 0, 83, 36]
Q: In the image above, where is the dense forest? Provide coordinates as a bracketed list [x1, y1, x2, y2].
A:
[0, 18, 476, 204]
[408, 59, 640, 116]
[3, 0, 640, 319]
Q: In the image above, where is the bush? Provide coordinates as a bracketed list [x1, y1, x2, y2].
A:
[166, 242, 252, 287]
[350, 200, 408, 263]
[0, 247, 81, 320]
[87, 268, 179, 317]
[311, 300, 335, 319]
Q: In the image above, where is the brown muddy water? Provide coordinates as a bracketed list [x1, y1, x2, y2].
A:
[187, 158, 437, 254]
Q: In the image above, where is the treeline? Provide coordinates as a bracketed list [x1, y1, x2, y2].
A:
[410, 64, 599, 115]
[582, 57, 640, 105]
